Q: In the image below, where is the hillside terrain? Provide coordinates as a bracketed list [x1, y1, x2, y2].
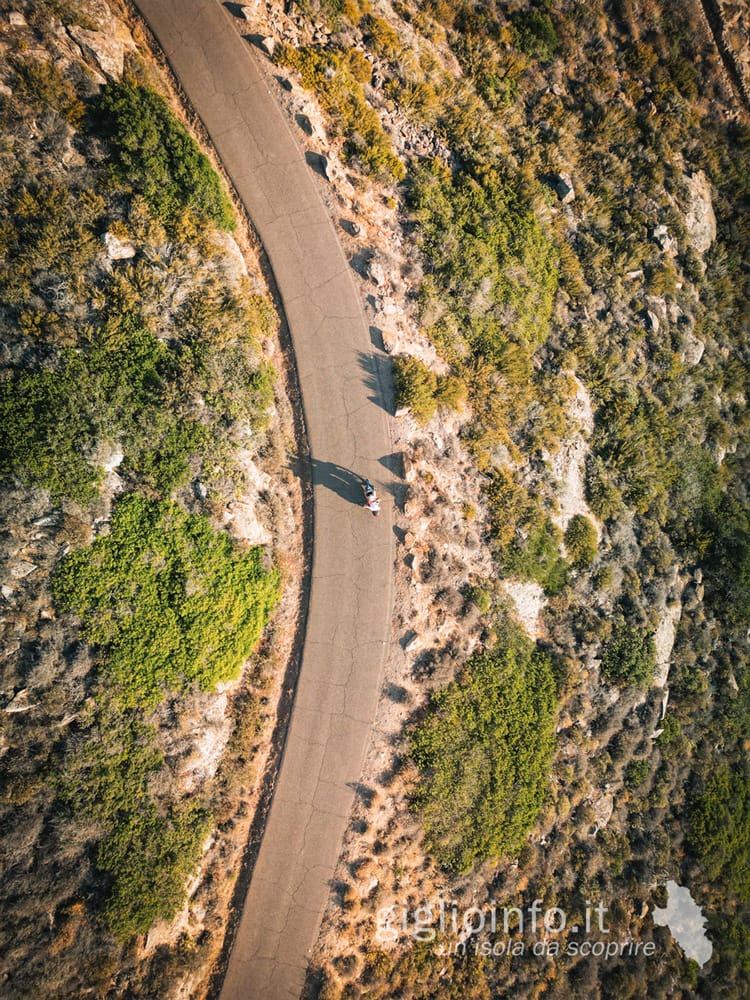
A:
[222, 0, 750, 997]
[2, 0, 750, 998]
[0, 1, 301, 996]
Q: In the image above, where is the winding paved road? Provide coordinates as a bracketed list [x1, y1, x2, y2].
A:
[131, 2, 394, 997]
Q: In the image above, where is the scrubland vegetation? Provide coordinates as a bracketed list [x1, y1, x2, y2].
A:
[410, 625, 556, 872]
[0, 8, 286, 995]
[281, 0, 750, 997]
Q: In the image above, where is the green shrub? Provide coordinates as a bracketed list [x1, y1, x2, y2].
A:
[624, 759, 650, 789]
[61, 702, 210, 939]
[393, 355, 465, 423]
[703, 496, 750, 627]
[410, 159, 559, 354]
[510, 8, 558, 62]
[486, 470, 568, 594]
[410, 627, 556, 871]
[0, 358, 102, 503]
[688, 762, 750, 902]
[0, 278, 273, 501]
[0, 184, 102, 307]
[53, 493, 280, 706]
[465, 584, 491, 613]
[99, 801, 210, 938]
[96, 81, 235, 230]
[0, 316, 203, 500]
[600, 620, 655, 690]
[394, 355, 438, 421]
[564, 514, 598, 567]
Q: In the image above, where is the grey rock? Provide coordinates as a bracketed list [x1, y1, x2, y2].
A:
[684, 171, 716, 253]
[680, 332, 705, 366]
[10, 561, 36, 579]
[553, 173, 575, 204]
[68, 21, 135, 81]
[103, 231, 136, 260]
[652, 224, 675, 252]
[367, 259, 386, 286]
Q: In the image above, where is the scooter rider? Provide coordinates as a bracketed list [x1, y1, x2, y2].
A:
[363, 478, 380, 516]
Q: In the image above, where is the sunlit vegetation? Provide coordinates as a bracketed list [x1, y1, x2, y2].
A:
[564, 514, 598, 568]
[410, 624, 556, 871]
[0, 23, 283, 975]
[486, 468, 568, 594]
[292, 0, 750, 991]
[53, 494, 279, 936]
[393, 354, 466, 422]
[275, 44, 405, 181]
[54, 494, 280, 706]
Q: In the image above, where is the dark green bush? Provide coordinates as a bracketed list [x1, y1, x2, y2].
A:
[394, 355, 438, 421]
[511, 8, 558, 62]
[0, 358, 101, 503]
[96, 81, 235, 230]
[624, 759, 650, 789]
[99, 801, 210, 938]
[0, 316, 203, 500]
[688, 762, 750, 902]
[600, 621, 655, 690]
[703, 496, 750, 627]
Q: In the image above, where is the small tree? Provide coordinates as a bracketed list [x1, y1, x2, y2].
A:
[600, 620, 656, 690]
[564, 514, 598, 567]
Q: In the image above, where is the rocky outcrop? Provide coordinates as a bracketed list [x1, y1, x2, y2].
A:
[103, 231, 136, 259]
[67, 18, 136, 81]
[684, 170, 717, 254]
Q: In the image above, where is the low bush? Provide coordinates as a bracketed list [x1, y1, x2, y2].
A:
[96, 81, 235, 230]
[564, 514, 598, 567]
[624, 759, 650, 789]
[600, 620, 655, 690]
[393, 355, 465, 423]
[410, 625, 556, 871]
[53, 493, 280, 706]
[465, 584, 491, 613]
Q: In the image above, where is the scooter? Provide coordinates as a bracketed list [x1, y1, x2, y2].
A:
[362, 478, 381, 516]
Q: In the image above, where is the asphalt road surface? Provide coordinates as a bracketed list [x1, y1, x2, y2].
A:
[131, 2, 394, 997]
